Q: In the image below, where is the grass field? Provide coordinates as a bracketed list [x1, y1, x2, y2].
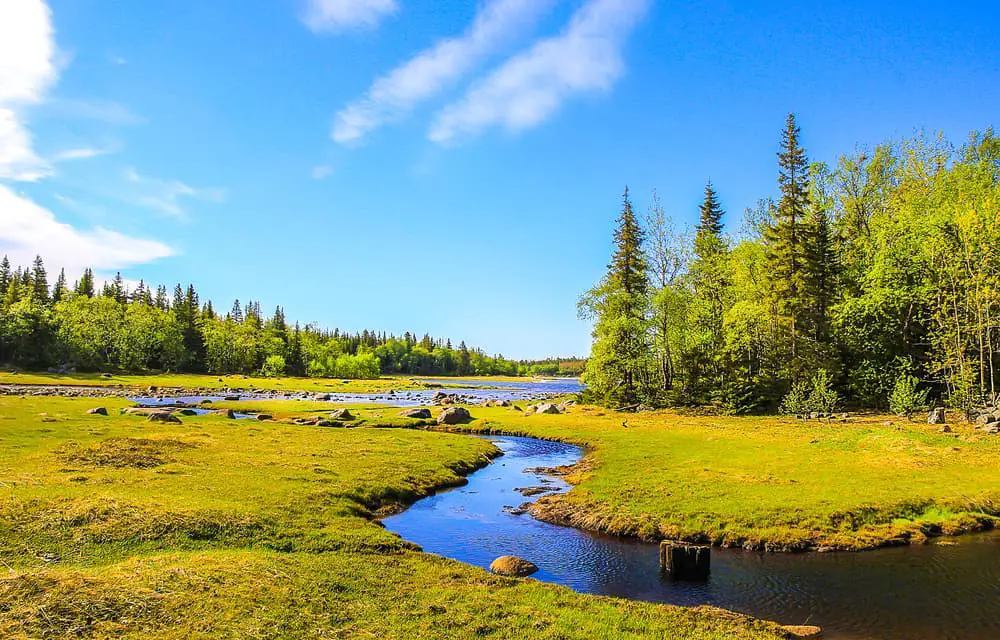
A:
[0, 394, 786, 639]
[454, 405, 1000, 550]
[0, 371, 522, 394]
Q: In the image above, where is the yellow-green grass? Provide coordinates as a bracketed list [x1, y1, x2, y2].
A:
[0, 371, 508, 394]
[448, 405, 1000, 550]
[0, 395, 785, 640]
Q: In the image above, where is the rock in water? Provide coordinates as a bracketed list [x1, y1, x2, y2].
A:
[399, 408, 432, 419]
[928, 407, 947, 425]
[489, 556, 538, 577]
[438, 407, 472, 425]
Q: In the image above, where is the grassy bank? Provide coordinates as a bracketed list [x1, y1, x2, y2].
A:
[453, 406, 1000, 551]
[0, 395, 786, 639]
[0, 371, 522, 394]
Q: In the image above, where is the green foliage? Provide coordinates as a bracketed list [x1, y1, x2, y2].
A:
[260, 354, 286, 378]
[807, 369, 840, 413]
[780, 379, 812, 415]
[889, 373, 930, 418]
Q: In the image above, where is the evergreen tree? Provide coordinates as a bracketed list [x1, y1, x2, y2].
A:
[112, 272, 127, 304]
[766, 113, 812, 372]
[155, 285, 168, 310]
[288, 322, 305, 375]
[52, 269, 68, 304]
[0, 256, 10, 295]
[75, 269, 95, 298]
[805, 201, 837, 344]
[29, 256, 49, 303]
[580, 187, 652, 407]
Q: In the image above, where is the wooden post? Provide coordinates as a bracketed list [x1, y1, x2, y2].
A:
[659, 541, 710, 581]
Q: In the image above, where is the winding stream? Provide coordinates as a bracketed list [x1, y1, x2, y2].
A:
[383, 435, 1000, 640]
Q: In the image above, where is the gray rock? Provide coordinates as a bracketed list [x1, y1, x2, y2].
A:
[535, 403, 561, 415]
[489, 555, 538, 577]
[313, 393, 331, 401]
[86, 407, 108, 416]
[256, 414, 273, 421]
[329, 408, 355, 421]
[146, 411, 181, 424]
[437, 406, 472, 425]
[399, 408, 432, 419]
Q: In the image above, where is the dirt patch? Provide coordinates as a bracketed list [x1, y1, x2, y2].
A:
[57, 438, 197, 469]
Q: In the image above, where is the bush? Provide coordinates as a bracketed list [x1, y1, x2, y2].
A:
[889, 373, 930, 419]
[780, 369, 841, 415]
[807, 369, 840, 413]
[260, 355, 286, 378]
[780, 379, 811, 415]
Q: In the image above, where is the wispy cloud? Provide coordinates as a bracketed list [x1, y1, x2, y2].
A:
[48, 98, 145, 125]
[51, 145, 116, 163]
[303, 0, 398, 33]
[311, 164, 334, 180]
[0, 184, 174, 275]
[429, 0, 649, 145]
[0, 0, 58, 181]
[125, 168, 225, 219]
[333, 0, 555, 145]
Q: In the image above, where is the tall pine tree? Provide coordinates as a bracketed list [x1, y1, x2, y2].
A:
[581, 188, 652, 407]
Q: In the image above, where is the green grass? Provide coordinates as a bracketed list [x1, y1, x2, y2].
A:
[0, 371, 518, 394]
[0, 395, 786, 639]
[455, 406, 1000, 550]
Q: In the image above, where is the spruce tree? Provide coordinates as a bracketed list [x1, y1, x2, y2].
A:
[805, 203, 837, 344]
[691, 181, 729, 399]
[52, 269, 68, 304]
[30, 256, 49, 303]
[75, 269, 95, 298]
[0, 256, 10, 294]
[766, 113, 812, 370]
[580, 187, 651, 407]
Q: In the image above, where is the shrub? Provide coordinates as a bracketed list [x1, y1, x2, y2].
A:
[889, 373, 930, 419]
[261, 355, 286, 378]
[807, 369, 840, 413]
[780, 379, 811, 415]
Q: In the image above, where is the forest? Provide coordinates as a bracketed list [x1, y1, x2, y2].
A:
[583, 116, 1000, 414]
[0, 261, 569, 379]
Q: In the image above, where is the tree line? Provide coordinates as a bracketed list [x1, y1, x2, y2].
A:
[0, 260, 567, 378]
[582, 116, 1000, 414]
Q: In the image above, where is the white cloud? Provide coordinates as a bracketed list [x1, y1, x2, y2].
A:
[125, 168, 225, 219]
[429, 0, 649, 145]
[0, 184, 174, 275]
[51, 146, 115, 163]
[49, 99, 145, 125]
[333, 0, 555, 144]
[0, 0, 57, 181]
[311, 164, 334, 180]
[303, 0, 398, 32]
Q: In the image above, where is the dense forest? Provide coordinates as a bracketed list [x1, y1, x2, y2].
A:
[0, 260, 574, 379]
[583, 116, 1000, 414]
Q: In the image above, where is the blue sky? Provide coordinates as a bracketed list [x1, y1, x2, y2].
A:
[0, 0, 997, 359]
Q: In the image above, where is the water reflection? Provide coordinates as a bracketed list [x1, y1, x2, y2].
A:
[383, 436, 1000, 640]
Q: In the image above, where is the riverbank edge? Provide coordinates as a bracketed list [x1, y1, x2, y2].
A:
[416, 422, 1000, 553]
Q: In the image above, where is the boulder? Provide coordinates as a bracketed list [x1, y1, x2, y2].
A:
[938, 424, 952, 433]
[146, 411, 181, 424]
[437, 407, 472, 425]
[535, 403, 561, 415]
[256, 414, 273, 421]
[489, 556, 538, 577]
[329, 408, 355, 421]
[928, 407, 947, 425]
[176, 408, 198, 416]
[314, 393, 331, 401]
[216, 409, 236, 419]
[985, 422, 1000, 434]
[399, 408, 432, 419]
[223, 395, 240, 402]
[86, 407, 108, 416]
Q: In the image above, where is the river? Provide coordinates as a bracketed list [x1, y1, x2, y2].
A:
[383, 435, 1000, 640]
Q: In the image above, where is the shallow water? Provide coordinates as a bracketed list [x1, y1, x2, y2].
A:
[133, 377, 583, 407]
[383, 435, 1000, 640]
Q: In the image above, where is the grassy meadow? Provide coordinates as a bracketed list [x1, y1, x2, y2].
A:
[0, 393, 786, 640]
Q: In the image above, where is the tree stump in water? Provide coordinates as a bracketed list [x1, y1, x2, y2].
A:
[659, 542, 710, 581]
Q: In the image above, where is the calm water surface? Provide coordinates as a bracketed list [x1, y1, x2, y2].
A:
[383, 436, 1000, 640]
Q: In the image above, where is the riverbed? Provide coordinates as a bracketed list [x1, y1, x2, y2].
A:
[383, 435, 1000, 640]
